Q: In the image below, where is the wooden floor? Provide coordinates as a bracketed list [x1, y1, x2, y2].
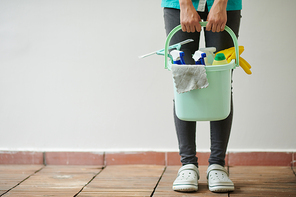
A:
[0, 165, 295, 197]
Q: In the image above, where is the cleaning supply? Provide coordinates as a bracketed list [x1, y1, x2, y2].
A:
[139, 39, 194, 59]
[212, 53, 228, 65]
[164, 22, 240, 121]
[171, 64, 209, 93]
[216, 46, 252, 74]
[170, 50, 185, 64]
[200, 53, 206, 65]
[199, 47, 216, 65]
[192, 51, 207, 65]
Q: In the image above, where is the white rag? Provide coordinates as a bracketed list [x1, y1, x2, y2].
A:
[171, 64, 209, 94]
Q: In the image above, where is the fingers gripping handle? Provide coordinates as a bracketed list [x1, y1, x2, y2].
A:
[164, 21, 239, 69]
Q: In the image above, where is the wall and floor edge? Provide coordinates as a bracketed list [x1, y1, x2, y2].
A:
[0, 151, 295, 167]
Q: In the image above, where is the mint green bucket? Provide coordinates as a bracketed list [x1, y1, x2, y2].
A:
[164, 22, 240, 121]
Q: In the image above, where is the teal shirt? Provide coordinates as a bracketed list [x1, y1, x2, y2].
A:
[161, 0, 242, 11]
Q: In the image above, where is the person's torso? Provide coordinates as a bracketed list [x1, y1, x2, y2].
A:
[161, 0, 242, 11]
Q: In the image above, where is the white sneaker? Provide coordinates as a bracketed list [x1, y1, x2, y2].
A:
[207, 164, 234, 192]
[173, 164, 199, 192]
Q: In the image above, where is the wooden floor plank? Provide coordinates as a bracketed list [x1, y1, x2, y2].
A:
[77, 191, 152, 197]
[229, 166, 296, 196]
[2, 192, 80, 197]
[78, 165, 165, 196]
[3, 165, 103, 196]
[153, 166, 228, 196]
[2, 165, 295, 196]
[0, 165, 44, 195]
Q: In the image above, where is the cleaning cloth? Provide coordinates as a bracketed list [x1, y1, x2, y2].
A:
[171, 64, 209, 94]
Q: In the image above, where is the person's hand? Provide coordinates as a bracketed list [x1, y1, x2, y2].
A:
[180, 0, 201, 32]
[206, 0, 228, 32]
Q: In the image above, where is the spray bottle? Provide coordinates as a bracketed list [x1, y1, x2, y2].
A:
[170, 50, 185, 64]
[199, 47, 216, 65]
[192, 51, 207, 65]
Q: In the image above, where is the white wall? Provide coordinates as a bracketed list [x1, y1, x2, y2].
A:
[0, 0, 295, 152]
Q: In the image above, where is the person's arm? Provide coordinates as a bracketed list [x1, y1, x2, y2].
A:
[179, 0, 201, 32]
[206, 0, 228, 32]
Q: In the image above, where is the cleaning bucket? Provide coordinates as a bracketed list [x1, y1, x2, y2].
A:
[164, 22, 240, 121]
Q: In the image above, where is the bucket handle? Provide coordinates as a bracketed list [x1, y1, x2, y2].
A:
[164, 21, 239, 69]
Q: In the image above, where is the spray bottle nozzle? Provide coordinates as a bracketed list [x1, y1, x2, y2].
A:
[170, 50, 185, 65]
[193, 51, 207, 65]
[198, 47, 216, 65]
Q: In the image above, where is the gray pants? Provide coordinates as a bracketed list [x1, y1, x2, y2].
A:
[163, 7, 241, 167]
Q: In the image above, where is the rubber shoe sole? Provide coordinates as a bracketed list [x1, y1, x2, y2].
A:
[209, 184, 234, 193]
[173, 184, 198, 192]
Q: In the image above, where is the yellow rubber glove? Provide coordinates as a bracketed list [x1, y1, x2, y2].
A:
[218, 46, 244, 63]
[216, 46, 252, 75]
[239, 57, 252, 75]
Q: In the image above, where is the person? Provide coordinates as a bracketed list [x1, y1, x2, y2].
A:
[161, 0, 242, 193]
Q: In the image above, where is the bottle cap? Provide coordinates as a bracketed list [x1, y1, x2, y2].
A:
[214, 53, 226, 61]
